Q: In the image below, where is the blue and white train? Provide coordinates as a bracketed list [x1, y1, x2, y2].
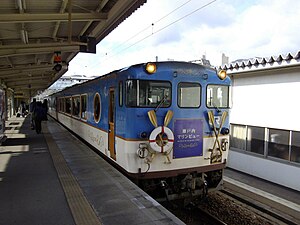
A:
[48, 61, 231, 199]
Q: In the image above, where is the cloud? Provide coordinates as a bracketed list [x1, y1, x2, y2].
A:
[65, 0, 300, 76]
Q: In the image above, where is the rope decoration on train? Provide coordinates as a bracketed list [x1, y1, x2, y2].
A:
[208, 110, 228, 163]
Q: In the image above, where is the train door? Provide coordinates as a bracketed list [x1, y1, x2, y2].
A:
[108, 88, 116, 160]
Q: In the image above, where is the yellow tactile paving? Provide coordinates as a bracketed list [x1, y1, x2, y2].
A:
[43, 125, 102, 225]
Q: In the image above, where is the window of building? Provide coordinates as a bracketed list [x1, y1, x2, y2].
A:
[207, 85, 230, 108]
[178, 82, 201, 108]
[246, 126, 265, 155]
[268, 129, 289, 160]
[72, 96, 80, 117]
[291, 131, 300, 163]
[230, 124, 246, 150]
[81, 94, 87, 120]
[93, 93, 101, 122]
[126, 80, 171, 107]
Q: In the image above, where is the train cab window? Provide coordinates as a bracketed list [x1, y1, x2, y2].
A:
[93, 93, 101, 123]
[178, 83, 201, 108]
[81, 95, 87, 120]
[126, 80, 171, 108]
[206, 85, 229, 108]
[72, 96, 80, 117]
[65, 97, 71, 114]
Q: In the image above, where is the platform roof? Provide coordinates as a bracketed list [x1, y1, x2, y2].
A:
[220, 51, 300, 74]
[0, 0, 146, 99]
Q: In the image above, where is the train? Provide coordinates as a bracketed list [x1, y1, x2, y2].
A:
[48, 61, 231, 200]
[0, 88, 7, 145]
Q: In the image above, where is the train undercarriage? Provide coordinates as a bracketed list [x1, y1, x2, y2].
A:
[138, 169, 224, 203]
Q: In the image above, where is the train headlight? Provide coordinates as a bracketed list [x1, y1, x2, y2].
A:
[217, 70, 227, 80]
[221, 127, 230, 135]
[145, 62, 157, 74]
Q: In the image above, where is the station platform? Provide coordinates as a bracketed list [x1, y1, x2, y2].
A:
[224, 168, 300, 223]
[0, 116, 184, 225]
[224, 168, 300, 205]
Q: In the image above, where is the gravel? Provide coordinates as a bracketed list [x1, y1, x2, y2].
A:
[197, 192, 274, 225]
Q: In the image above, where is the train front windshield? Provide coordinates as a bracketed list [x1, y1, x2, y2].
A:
[126, 80, 171, 107]
[206, 85, 230, 108]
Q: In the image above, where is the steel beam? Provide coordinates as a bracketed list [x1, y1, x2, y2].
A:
[0, 13, 108, 23]
[0, 45, 80, 58]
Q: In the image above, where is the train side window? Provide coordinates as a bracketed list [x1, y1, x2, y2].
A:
[72, 96, 80, 117]
[53, 99, 56, 110]
[126, 80, 137, 106]
[58, 98, 61, 112]
[119, 81, 123, 107]
[178, 82, 201, 108]
[61, 98, 66, 113]
[57, 98, 61, 112]
[61, 98, 65, 112]
[93, 93, 101, 123]
[65, 97, 72, 114]
[81, 94, 87, 120]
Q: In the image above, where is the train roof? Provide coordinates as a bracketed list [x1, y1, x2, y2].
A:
[49, 61, 217, 96]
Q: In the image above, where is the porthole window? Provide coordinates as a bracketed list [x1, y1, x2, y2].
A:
[93, 93, 101, 123]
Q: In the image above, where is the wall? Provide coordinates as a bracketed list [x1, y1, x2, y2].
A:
[228, 150, 300, 191]
[230, 67, 300, 131]
[228, 65, 300, 191]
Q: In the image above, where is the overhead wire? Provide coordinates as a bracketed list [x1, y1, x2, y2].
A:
[114, 0, 217, 56]
[108, 0, 193, 53]
[88, 0, 218, 72]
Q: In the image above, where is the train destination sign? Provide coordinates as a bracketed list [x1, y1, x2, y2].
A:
[173, 119, 203, 158]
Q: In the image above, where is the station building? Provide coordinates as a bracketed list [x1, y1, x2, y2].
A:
[222, 51, 300, 191]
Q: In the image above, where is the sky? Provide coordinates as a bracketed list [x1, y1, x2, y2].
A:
[65, 0, 300, 77]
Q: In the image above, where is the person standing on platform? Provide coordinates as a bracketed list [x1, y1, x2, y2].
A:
[42, 99, 48, 121]
[20, 101, 26, 117]
[29, 98, 36, 129]
[34, 101, 44, 134]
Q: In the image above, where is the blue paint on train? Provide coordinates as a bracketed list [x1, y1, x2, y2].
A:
[52, 61, 231, 148]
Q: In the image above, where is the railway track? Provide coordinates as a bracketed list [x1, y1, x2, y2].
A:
[220, 189, 299, 225]
[161, 200, 228, 225]
[160, 185, 299, 225]
[223, 177, 300, 225]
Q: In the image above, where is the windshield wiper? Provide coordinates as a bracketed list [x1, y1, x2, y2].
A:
[212, 102, 221, 113]
[155, 95, 168, 112]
